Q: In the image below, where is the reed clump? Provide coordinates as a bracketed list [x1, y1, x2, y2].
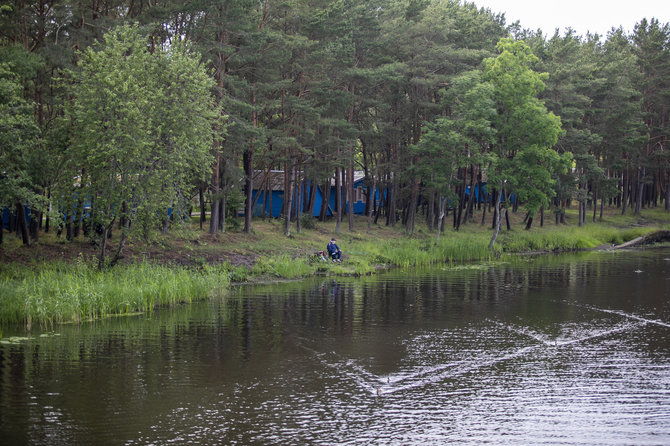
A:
[356, 233, 495, 268]
[498, 225, 652, 252]
[0, 260, 230, 327]
[251, 255, 314, 279]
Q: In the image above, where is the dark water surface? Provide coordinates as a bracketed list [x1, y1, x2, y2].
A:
[2, 248, 670, 445]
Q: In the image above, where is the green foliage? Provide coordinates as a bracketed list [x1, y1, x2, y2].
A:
[0, 62, 41, 210]
[69, 24, 218, 262]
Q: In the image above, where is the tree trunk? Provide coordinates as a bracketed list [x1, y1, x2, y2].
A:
[319, 182, 330, 221]
[436, 196, 446, 241]
[367, 170, 377, 234]
[348, 161, 355, 232]
[243, 149, 253, 233]
[307, 176, 317, 217]
[219, 191, 227, 233]
[525, 215, 533, 230]
[622, 168, 629, 215]
[29, 209, 39, 242]
[406, 177, 419, 234]
[296, 163, 302, 234]
[199, 186, 206, 230]
[578, 199, 583, 226]
[73, 196, 83, 238]
[45, 198, 50, 233]
[491, 189, 498, 229]
[15, 202, 30, 246]
[335, 167, 342, 233]
[388, 169, 398, 227]
[99, 227, 108, 270]
[489, 182, 504, 249]
[489, 208, 505, 250]
[210, 152, 220, 234]
[635, 167, 645, 215]
[110, 218, 130, 267]
[284, 160, 295, 236]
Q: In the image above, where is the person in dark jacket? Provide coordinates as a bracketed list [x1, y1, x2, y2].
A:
[327, 238, 342, 262]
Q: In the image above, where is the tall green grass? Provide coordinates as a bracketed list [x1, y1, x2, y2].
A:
[356, 233, 496, 268]
[251, 255, 314, 279]
[497, 225, 652, 252]
[0, 260, 230, 328]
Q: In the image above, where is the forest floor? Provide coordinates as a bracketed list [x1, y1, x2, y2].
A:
[3, 205, 670, 271]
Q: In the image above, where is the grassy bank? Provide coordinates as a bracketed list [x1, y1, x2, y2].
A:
[2, 206, 669, 327]
[0, 260, 230, 328]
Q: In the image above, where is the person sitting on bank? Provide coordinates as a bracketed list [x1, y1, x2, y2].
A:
[327, 238, 342, 262]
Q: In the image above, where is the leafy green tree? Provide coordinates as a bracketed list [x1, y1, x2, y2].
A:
[70, 24, 218, 268]
[0, 62, 40, 245]
[590, 30, 646, 215]
[632, 18, 670, 210]
[534, 30, 603, 224]
[413, 69, 496, 236]
[482, 39, 567, 245]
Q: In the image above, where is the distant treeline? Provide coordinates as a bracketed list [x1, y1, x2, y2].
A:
[1, 1, 668, 264]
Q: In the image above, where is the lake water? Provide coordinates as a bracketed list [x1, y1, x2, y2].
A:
[2, 248, 670, 445]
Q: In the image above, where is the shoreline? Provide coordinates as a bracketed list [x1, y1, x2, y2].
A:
[2, 212, 670, 328]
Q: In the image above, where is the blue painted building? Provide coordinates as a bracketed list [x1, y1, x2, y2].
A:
[250, 170, 381, 218]
[2, 205, 31, 229]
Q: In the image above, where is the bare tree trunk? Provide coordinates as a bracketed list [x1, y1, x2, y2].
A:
[99, 227, 108, 270]
[29, 209, 39, 242]
[307, 176, 317, 217]
[110, 217, 130, 267]
[635, 167, 645, 215]
[16, 202, 30, 246]
[525, 214, 533, 230]
[335, 167, 342, 233]
[367, 169, 377, 234]
[388, 166, 398, 227]
[406, 177, 419, 234]
[220, 190, 227, 233]
[199, 185, 206, 229]
[489, 182, 504, 249]
[243, 149, 253, 233]
[296, 161, 302, 234]
[319, 182, 330, 221]
[622, 167, 629, 215]
[348, 162, 355, 231]
[209, 153, 220, 234]
[436, 196, 446, 241]
[489, 208, 505, 250]
[284, 160, 295, 236]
